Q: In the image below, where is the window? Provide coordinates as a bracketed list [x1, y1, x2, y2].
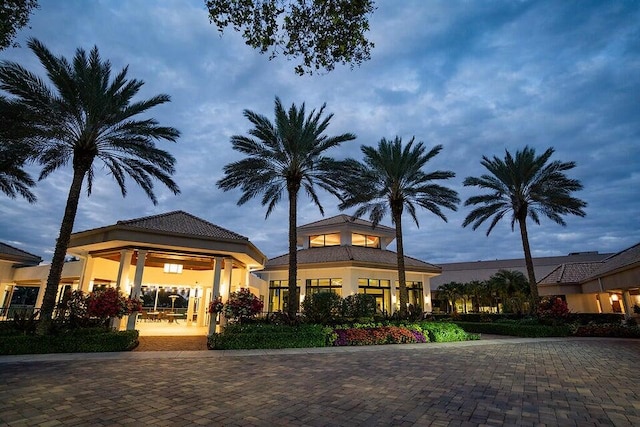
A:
[309, 233, 341, 247]
[358, 278, 391, 314]
[268, 280, 300, 313]
[352, 233, 380, 248]
[306, 278, 342, 296]
[395, 281, 424, 310]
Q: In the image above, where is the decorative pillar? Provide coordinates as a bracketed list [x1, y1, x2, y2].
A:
[597, 293, 613, 313]
[622, 290, 633, 320]
[34, 280, 46, 310]
[208, 257, 224, 334]
[115, 250, 133, 291]
[222, 258, 233, 297]
[126, 249, 147, 331]
[79, 255, 95, 292]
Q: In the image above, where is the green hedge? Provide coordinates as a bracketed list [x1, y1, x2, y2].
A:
[453, 321, 571, 337]
[417, 322, 480, 342]
[0, 330, 139, 355]
[208, 324, 330, 350]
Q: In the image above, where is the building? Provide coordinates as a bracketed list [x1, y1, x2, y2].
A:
[538, 242, 640, 317]
[0, 211, 266, 334]
[254, 214, 441, 315]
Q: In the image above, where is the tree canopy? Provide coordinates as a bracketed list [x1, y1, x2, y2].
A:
[205, 0, 376, 75]
[0, 0, 38, 51]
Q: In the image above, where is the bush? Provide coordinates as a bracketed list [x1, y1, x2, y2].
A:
[572, 323, 640, 338]
[0, 329, 139, 355]
[302, 292, 342, 324]
[332, 325, 427, 346]
[223, 288, 264, 322]
[208, 323, 329, 350]
[341, 294, 376, 320]
[453, 321, 571, 337]
[418, 322, 480, 342]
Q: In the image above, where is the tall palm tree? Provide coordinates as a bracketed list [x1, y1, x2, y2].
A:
[488, 269, 530, 314]
[463, 146, 586, 301]
[437, 282, 461, 314]
[334, 137, 459, 317]
[0, 39, 180, 329]
[217, 97, 355, 318]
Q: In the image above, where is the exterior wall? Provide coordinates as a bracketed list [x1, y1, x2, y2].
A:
[257, 266, 435, 313]
[565, 293, 600, 313]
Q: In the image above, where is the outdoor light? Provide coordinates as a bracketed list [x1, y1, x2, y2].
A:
[163, 263, 183, 274]
[611, 294, 619, 302]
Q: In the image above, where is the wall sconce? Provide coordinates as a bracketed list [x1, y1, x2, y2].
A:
[611, 294, 619, 302]
[163, 263, 183, 274]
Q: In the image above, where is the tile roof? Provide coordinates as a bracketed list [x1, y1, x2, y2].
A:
[0, 242, 42, 264]
[265, 245, 440, 272]
[298, 214, 395, 232]
[116, 211, 248, 241]
[587, 242, 640, 279]
[538, 262, 604, 285]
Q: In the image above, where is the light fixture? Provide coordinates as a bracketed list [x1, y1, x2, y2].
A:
[163, 263, 183, 274]
[611, 294, 619, 302]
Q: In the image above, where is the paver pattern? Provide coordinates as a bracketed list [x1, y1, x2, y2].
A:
[1, 338, 639, 426]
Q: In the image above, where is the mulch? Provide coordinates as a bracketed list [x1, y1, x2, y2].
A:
[134, 336, 208, 351]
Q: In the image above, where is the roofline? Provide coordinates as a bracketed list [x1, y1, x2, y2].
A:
[260, 260, 441, 274]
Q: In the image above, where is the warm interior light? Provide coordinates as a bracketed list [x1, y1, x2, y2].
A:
[611, 294, 619, 302]
[163, 263, 183, 274]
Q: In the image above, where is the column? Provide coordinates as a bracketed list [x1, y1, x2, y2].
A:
[208, 257, 224, 334]
[115, 250, 133, 291]
[78, 255, 95, 292]
[422, 275, 432, 314]
[222, 258, 233, 298]
[34, 280, 46, 310]
[126, 249, 147, 331]
[622, 290, 633, 320]
[597, 292, 613, 313]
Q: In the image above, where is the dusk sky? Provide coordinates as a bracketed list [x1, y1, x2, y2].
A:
[1, 0, 638, 265]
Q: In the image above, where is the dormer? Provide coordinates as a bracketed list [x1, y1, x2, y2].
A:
[296, 214, 396, 250]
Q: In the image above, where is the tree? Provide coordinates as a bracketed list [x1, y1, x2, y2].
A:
[217, 97, 355, 318]
[437, 282, 461, 314]
[0, 0, 38, 51]
[0, 39, 181, 331]
[462, 146, 587, 301]
[488, 269, 530, 314]
[205, 0, 375, 75]
[334, 137, 459, 317]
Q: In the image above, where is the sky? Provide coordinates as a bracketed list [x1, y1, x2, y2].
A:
[0, 0, 638, 265]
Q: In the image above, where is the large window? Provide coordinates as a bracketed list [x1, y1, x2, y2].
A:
[351, 233, 380, 248]
[309, 233, 341, 247]
[358, 278, 392, 314]
[396, 281, 424, 310]
[268, 280, 300, 313]
[306, 278, 342, 296]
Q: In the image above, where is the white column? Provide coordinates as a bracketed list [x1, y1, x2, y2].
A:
[622, 290, 633, 319]
[35, 280, 46, 310]
[208, 257, 224, 334]
[126, 249, 147, 331]
[115, 250, 133, 291]
[79, 255, 95, 292]
[222, 258, 233, 298]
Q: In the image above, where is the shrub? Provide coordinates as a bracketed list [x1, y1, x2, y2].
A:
[302, 292, 342, 324]
[332, 325, 427, 346]
[537, 297, 570, 324]
[341, 294, 376, 320]
[224, 288, 264, 322]
[0, 329, 139, 355]
[418, 322, 480, 342]
[208, 323, 329, 349]
[572, 323, 640, 338]
[454, 321, 571, 337]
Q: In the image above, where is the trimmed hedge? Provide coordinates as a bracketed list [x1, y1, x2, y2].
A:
[453, 321, 571, 337]
[0, 329, 139, 355]
[433, 313, 625, 325]
[208, 324, 330, 350]
[418, 322, 480, 342]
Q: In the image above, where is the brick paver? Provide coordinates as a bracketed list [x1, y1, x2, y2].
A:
[1, 338, 638, 426]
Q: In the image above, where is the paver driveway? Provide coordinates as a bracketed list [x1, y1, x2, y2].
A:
[1, 337, 638, 426]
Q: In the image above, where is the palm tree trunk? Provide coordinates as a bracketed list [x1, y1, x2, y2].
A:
[287, 186, 298, 318]
[518, 217, 539, 301]
[392, 207, 408, 317]
[37, 166, 86, 334]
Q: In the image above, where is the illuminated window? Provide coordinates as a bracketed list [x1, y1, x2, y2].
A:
[309, 233, 341, 247]
[306, 278, 342, 296]
[352, 233, 380, 248]
[395, 281, 424, 309]
[358, 278, 391, 314]
[163, 263, 183, 274]
[268, 280, 300, 312]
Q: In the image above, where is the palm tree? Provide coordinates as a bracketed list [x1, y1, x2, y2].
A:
[334, 137, 459, 317]
[488, 270, 530, 314]
[0, 39, 180, 330]
[463, 146, 586, 301]
[217, 97, 355, 318]
[0, 96, 36, 202]
[437, 282, 461, 314]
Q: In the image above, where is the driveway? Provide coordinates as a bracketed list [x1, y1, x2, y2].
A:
[1, 337, 638, 426]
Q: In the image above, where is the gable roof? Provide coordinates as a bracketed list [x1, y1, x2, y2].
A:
[263, 245, 440, 273]
[587, 242, 640, 279]
[298, 214, 395, 233]
[538, 262, 604, 285]
[116, 211, 248, 241]
[0, 242, 42, 265]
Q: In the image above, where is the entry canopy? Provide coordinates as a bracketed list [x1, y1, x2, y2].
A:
[68, 211, 266, 270]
